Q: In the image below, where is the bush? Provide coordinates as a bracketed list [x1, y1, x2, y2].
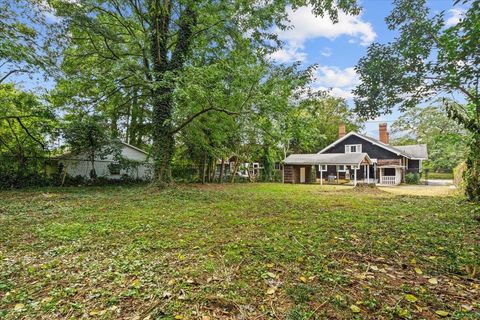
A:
[405, 172, 420, 184]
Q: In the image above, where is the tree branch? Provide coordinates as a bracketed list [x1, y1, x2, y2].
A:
[15, 117, 45, 149]
[0, 69, 29, 84]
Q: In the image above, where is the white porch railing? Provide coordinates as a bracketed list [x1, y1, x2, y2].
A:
[380, 176, 396, 185]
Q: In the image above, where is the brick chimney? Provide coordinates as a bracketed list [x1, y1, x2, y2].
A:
[338, 123, 346, 139]
[379, 123, 389, 144]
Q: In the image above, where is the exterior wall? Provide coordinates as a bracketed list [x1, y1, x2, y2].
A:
[283, 165, 313, 183]
[59, 144, 153, 180]
[323, 135, 402, 160]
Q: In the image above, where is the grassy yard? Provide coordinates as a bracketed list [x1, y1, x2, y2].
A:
[426, 172, 454, 180]
[0, 184, 479, 319]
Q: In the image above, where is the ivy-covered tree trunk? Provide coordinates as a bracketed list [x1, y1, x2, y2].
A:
[152, 89, 174, 183]
[148, 2, 196, 185]
[465, 132, 480, 202]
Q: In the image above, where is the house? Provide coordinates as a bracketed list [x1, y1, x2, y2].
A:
[283, 123, 428, 186]
[54, 141, 153, 180]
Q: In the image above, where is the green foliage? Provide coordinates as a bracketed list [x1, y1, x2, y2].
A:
[391, 103, 467, 171]
[0, 84, 58, 188]
[0, 0, 59, 84]
[405, 172, 420, 184]
[354, 0, 480, 201]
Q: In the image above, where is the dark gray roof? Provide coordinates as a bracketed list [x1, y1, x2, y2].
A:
[285, 153, 371, 165]
[317, 132, 428, 160]
[393, 144, 428, 159]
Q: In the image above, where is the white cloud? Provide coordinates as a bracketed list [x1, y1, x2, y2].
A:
[269, 6, 376, 63]
[445, 8, 465, 27]
[320, 47, 332, 57]
[269, 47, 307, 63]
[312, 66, 360, 99]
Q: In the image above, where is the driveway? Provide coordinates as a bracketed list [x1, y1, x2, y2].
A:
[379, 184, 458, 197]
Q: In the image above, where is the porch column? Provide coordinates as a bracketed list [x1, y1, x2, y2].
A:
[367, 165, 370, 182]
[336, 165, 339, 184]
[354, 166, 357, 186]
[320, 165, 323, 186]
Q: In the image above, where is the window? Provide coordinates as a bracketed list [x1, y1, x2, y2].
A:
[108, 163, 121, 175]
[351, 165, 359, 169]
[345, 144, 362, 153]
[338, 165, 346, 172]
[319, 165, 327, 172]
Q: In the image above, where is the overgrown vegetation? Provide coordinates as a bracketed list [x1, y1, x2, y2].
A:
[405, 172, 420, 185]
[1, 184, 478, 319]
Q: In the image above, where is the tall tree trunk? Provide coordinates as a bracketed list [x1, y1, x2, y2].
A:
[90, 151, 97, 180]
[465, 132, 480, 202]
[152, 90, 174, 184]
[219, 158, 225, 183]
[148, 2, 196, 185]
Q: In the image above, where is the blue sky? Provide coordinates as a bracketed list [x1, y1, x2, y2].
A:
[271, 0, 466, 139]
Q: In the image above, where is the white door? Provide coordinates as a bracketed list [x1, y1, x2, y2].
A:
[300, 167, 306, 183]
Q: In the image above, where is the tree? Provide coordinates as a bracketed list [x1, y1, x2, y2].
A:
[63, 115, 118, 179]
[0, 84, 57, 186]
[353, 0, 480, 201]
[49, 0, 361, 184]
[0, 0, 59, 84]
[391, 103, 467, 171]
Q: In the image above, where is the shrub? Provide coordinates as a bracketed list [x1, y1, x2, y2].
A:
[405, 172, 420, 184]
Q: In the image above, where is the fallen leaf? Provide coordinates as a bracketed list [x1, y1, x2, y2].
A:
[266, 263, 274, 268]
[405, 294, 418, 303]
[174, 315, 183, 320]
[414, 267, 423, 275]
[14, 303, 25, 311]
[350, 305, 361, 313]
[266, 272, 276, 279]
[131, 279, 141, 289]
[162, 291, 172, 299]
[461, 304, 473, 311]
[299, 276, 307, 283]
[435, 310, 449, 317]
[428, 277, 438, 285]
[266, 287, 276, 295]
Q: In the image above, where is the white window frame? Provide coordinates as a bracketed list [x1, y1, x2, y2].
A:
[337, 165, 346, 172]
[345, 144, 362, 153]
[351, 165, 359, 170]
[319, 165, 327, 172]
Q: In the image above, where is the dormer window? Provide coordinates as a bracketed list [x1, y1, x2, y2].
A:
[345, 144, 362, 153]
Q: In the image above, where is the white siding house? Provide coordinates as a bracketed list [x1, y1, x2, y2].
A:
[57, 142, 153, 180]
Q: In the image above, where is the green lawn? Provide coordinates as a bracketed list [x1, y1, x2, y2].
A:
[1, 184, 479, 319]
[426, 172, 454, 180]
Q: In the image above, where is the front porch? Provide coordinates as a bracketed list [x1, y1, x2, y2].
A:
[283, 153, 380, 186]
[283, 160, 405, 186]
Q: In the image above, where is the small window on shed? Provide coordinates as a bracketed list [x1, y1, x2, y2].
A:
[108, 163, 121, 175]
